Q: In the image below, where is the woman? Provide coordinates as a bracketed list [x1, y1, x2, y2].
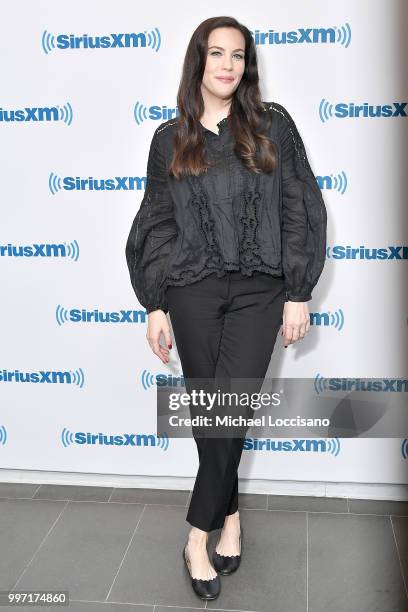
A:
[125, 16, 327, 601]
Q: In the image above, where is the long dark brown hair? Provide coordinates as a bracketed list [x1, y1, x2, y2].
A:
[168, 16, 278, 179]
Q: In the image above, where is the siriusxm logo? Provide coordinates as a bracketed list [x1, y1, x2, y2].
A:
[0, 103, 73, 125]
[402, 439, 408, 459]
[134, 102, 179, 125]
[251, 23, 351, 47]
[141, 369, 186, 390]
[316, 171, 347, 194]
[0, 425, 7, 445]
[61, 428, 169, 449]
[315, 375, 408, 394]
[244, 437, 340, 455]
[42, 29, 161, 53]
[56, 305, 146, 325]
[326, 245, 408, 260]
[319, 99, 407, 122]
[310, 309, 344, 330]
[49, 172, 145, 195]
[0, 241, 79, 260]
[0, 368, 84, 387]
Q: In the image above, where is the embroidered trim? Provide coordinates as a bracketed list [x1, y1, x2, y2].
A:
[239, 172, 262, 267]
[155, 118, 179, 134]
[185, 174, 224, 269]
[266, 102, 308, 169]
[166, 262, 282, 286]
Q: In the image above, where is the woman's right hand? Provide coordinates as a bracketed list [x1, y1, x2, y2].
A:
[146, 310, 173, 363]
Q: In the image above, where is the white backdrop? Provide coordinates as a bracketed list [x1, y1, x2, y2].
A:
[1, 0, 407, 487]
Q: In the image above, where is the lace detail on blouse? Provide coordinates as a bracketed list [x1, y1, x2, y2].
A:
[187, 171, 264, 270]
[165, 169, 274, 287]
[185, 173, 224, 270]
[267, 102, 317, 181]
[239, 172, 262, 267]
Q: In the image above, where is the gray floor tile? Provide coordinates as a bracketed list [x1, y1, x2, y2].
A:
[349, 498, 408, 516]
[0, 498, 66, 589]
[156, 608, 216, 612]
[237, 492, 267, 510]
[13, 501, 144, 601]
[1, 602, 153, 611]
[268, 494, 348, 513]
[33, 484, 113, 502]
[2, 483, 408, 611]
[309, 512, 408, 611]
[206, 508, 307, 612]
[0, 482, 40, 499]
[110, 487, 189, 506]
[106, 504, 205, 608]
[391, 516, 408, 597]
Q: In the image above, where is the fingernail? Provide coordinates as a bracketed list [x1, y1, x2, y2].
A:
[168, 344, 172, 349]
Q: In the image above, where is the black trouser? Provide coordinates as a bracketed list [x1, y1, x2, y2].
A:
[166, 270, 286, 532]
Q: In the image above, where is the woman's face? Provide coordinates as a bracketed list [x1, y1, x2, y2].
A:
[201, 27, 246, 101]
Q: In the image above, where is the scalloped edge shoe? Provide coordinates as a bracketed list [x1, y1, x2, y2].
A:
[182, 544, 221, 600]
[212, 525, 243, 575]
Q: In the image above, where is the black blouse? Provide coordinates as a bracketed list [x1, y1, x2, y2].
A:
[125, 102, 327, 314]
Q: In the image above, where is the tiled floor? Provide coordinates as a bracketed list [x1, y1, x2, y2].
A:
[0, 483, 407, 611]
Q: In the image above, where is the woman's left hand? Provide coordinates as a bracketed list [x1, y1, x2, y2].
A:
[280, 301, 310, 348]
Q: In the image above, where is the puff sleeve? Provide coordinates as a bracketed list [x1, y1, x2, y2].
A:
[276, 103, 327, 302]
[125, 127, 178, 314]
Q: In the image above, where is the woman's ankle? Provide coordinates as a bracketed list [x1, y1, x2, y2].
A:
[187, 526, 209, 545]
[224, 509, 240, 526]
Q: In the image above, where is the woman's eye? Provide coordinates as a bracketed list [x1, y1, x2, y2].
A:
[210, 51, 244, 60]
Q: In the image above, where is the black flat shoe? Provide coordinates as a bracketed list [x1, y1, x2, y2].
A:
[212, 525, 243, 575]
[182, 545, 221, 600]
